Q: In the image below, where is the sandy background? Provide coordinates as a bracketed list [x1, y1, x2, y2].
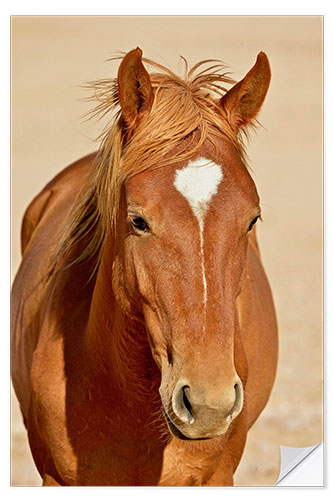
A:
[11, 16, 323, 486]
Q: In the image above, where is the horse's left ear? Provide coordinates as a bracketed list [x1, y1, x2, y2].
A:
[219, 52, 271, 131]
[118, 47, 154, 127]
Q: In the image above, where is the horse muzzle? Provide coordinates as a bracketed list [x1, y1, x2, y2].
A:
[161, 376, 244, 440]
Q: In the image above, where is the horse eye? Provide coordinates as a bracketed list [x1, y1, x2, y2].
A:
[248, 216, 260, 232]
[130, 216, 150, 233]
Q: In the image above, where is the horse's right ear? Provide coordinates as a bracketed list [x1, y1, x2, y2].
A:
[118, 47, 154, 128]
[219, 52, 271, 131]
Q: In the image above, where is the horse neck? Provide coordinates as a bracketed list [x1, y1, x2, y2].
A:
[84, 236, 161, 404]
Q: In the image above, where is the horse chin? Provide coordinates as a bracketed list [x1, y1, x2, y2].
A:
[162, 406, 228, 441]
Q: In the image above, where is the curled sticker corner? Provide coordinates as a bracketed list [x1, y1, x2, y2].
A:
[275, 442, 323, 486]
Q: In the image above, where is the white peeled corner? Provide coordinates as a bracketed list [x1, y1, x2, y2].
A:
[275, 442, 323, 486]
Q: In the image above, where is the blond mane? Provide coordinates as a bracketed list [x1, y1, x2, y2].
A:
[56, 55, 250, 273]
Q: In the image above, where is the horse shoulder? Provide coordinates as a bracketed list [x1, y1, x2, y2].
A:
[11, 153, 96, 420]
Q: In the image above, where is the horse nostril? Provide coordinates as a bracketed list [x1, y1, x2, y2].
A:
[229, 380, 243, 419]
[172, 384, 195, 424]
[182, 386, 194, 423]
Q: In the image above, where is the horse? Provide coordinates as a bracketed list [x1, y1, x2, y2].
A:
[11, 47, 278, 486]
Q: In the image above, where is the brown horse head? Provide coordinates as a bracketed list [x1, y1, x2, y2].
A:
[106, 48, 271, 440]
[58, 48, 271, 441]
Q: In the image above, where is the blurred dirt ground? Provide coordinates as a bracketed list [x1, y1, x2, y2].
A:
[11, 16, 323, 486]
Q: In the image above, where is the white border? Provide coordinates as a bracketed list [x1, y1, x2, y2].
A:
[3, 3, 331, 498]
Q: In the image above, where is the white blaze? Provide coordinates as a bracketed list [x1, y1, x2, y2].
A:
[173, 157, 223, 312]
